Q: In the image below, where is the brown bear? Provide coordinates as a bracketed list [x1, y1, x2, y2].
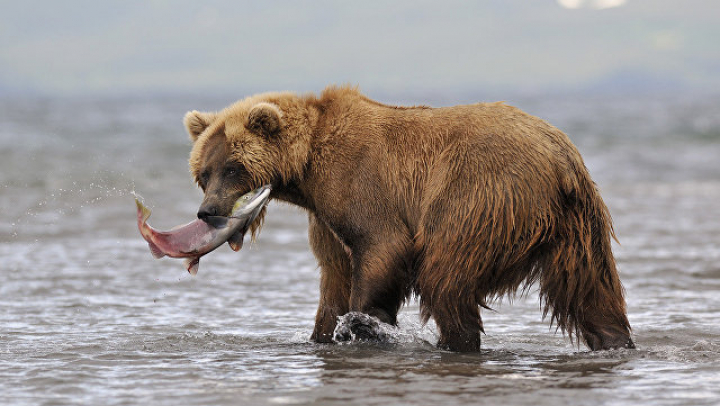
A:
[184, 85, 633, 352]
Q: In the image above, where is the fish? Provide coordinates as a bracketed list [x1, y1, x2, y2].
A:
[135, 184, 271, 275]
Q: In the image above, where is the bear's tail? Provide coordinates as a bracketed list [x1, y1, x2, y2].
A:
[538, 174, 633, 350]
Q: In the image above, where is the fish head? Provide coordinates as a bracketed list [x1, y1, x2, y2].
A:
[230, 184, 273, 217]
[227, 185, 272, 251]
[200, 185, 272, 252]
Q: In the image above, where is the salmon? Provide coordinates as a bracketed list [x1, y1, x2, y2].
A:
[135, 185, 271, 275]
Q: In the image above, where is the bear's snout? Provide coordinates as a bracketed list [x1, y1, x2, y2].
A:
[197, 204, 219, 221]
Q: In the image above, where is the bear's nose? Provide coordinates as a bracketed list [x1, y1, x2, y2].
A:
[197, 205, 218, 221]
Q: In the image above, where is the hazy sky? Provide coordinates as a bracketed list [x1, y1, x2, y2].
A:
[1, 0, 718, 96]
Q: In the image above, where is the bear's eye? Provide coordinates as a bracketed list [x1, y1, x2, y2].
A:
[199, 171, 210, 188]
[224, 164, 244, 178]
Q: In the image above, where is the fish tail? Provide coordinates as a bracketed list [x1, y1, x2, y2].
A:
[135, 198, 152, 223]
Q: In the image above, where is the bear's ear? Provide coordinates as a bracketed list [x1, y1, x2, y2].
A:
[246, 102, 283, 138]
[183, 110, 217, 142]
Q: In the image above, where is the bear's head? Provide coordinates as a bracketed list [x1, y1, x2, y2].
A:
[185, 92, 315, 237]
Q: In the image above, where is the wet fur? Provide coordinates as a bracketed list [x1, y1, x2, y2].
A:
[186, 85, 633, 352]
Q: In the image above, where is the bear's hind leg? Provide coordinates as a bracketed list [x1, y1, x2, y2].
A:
[539, 248, 634, 351]
[538, 198, 634, 351]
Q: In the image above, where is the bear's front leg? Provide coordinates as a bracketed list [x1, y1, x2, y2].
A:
[308, 215, 352, 343]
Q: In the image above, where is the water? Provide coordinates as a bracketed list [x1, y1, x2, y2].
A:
[1, 92, 719, 406]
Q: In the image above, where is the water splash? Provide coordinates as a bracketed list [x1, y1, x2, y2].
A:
[333, 312, 438, 347]
[5, 171, 139, 241]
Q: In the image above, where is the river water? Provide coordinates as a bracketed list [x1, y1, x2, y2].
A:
[1, 92, 719, 405]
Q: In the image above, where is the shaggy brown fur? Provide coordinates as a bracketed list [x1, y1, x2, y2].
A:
[186, 85, 633, 352]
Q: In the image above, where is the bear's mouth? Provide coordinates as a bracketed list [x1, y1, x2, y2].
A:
[199, 217, 248, 252]
[195, 185, 271, 252]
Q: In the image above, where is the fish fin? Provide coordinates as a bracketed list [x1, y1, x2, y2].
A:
[185, 257, 200, 276]
[228, 231, 244, 252]
[148, 241, 166, 259]
[228, 239, 243, 252]
[135, 198, 152, 223]
[228, 234, 243, 252]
